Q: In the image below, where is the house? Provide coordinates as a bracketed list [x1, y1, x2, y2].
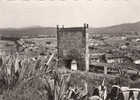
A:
[90, 54, 102, 63]
[127, 63, 140, 75]
[89, 62, 119, 75]
[89, 53, 118, 75]
[121, 36, 127, 40]
[120, 45, 127, 49]
[89, 39, 105, 47]
[134, 59, 140, 64]
[0, 40, 17, 55]
[106, 54, 133, 64]
[135, 38, 140, 42]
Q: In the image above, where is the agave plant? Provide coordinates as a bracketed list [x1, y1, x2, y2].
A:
[1, 53, 90, 100]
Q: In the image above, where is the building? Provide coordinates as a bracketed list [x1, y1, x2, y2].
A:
[106, 54, 133, 64]
[57, 24, 89, 71]
[90, 53, 106, 63]
[0, 40, 17, 55]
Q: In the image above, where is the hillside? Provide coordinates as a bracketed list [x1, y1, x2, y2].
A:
[0, 21, 140, 38]
[92, 21, 140, 34]
[0, 26, 56, 38]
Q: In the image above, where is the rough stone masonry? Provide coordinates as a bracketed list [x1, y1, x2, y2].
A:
[57, 24, 89, 71]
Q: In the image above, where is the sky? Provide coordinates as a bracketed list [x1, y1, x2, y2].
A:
[0, 0, 140, 28]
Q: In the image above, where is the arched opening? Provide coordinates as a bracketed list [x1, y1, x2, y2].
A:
[64, 49, 85, 71]
[71, 60, 77, 71]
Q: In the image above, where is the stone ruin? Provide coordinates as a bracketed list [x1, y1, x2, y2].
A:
[57, 24, 89, 71]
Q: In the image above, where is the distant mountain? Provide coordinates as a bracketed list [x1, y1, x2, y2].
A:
[92, 21, 140, 34]
[0, 26, 56, 38]
[0, 21, 140, 38]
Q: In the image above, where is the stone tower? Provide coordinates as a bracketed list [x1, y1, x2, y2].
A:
[57, 24, 89, 71]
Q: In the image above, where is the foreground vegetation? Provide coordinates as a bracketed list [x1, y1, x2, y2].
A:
[0, 54, 90, 100]
[0, 54, 139, 100]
